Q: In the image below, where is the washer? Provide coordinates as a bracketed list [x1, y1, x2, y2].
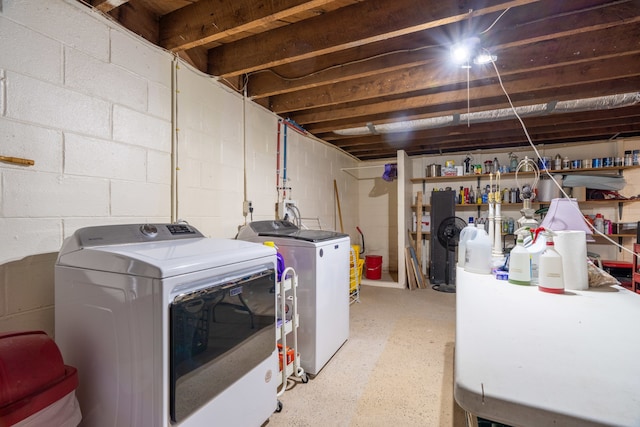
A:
[55, 223, 278, 427]
[237, 220, 350, 375]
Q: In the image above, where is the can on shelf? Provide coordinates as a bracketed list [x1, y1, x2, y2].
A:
[592, 158, 602, 168]
[583, 159, 592, 168]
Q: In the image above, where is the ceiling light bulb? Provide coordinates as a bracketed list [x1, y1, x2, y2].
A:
[451, 44, 471, 64]
[451, 37, 481, 66]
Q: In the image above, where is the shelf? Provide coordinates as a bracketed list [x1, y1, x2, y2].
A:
[413, 199, 640, 211]
[410, 165, 640, 183]
[413, 202, 542, 209]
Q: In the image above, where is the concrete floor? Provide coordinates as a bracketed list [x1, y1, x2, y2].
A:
[266, 285, 467, 427]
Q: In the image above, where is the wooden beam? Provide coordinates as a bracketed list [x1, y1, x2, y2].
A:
[208, 0, 540, 77]
[248, 1, 640, 99]
[90, 0, 130, 13]
[160, 0, 337, 52]
[272, 25, 640, 114]
[290, 53, 640, 130]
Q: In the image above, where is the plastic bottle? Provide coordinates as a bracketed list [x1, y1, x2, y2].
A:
[464, 227, 492, 274]
[525, 228, 547, 284]
[594, 214, 604, 233]
[538, 231, 564, 294]
[508, 229, 532, 285]
[264, 241, 285, 281]
[457, 217, 478, 267]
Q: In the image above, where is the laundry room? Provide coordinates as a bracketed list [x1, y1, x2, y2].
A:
[2, 1, 640, 427]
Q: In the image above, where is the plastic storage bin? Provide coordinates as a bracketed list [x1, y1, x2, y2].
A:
[0, 331, 81, 427]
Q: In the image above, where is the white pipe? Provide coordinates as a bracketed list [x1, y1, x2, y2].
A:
[170, 57, 179, 222]
[333, 92, 640, 136]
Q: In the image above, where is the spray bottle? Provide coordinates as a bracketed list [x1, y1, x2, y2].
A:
[508, 228, 532, 285]
[538, 230, 564, 294]
[457, 217, 477, 267]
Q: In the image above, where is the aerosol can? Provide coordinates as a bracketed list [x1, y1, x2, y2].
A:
[508, 228, 532, 285]
[538, 230, 564, 294]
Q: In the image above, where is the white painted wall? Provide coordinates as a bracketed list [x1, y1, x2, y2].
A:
[0, 0, 357, 336]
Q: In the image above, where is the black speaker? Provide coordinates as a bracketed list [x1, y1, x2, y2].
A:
[429, 190, 456, 284]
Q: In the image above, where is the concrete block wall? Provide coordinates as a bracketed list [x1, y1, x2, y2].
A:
[0, 0, 358, 336]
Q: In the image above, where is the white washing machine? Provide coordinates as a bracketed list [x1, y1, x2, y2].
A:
[55, 223, 279, 427]
[237, 220, 350, 375]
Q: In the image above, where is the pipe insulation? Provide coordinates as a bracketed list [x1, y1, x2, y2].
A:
[333, 92, 640, 136]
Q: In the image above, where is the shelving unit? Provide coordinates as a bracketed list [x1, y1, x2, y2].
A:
[275, 267, 308, 411]
[411, 165, 640, 260]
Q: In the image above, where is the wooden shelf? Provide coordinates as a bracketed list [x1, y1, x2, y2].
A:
[410, 165, 640, 183]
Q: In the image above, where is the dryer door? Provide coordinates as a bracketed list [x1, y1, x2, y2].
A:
[169, 268, 276, 423]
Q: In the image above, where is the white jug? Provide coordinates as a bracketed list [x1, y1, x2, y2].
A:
[464, 228, 492, 274]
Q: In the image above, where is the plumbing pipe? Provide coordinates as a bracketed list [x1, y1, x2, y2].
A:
[170, 57, 179, 222]
[283, 121, 288, 199]
[276, 120, 282, 197]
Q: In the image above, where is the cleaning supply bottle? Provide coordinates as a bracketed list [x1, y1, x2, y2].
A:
[457, 217, 477, 267]
[594, 213, 604, 233]
[538, 230, 564, 294]
[525, 227, 547, 284]
[464, 227, 492, 274]
[508, 228, 532, 285]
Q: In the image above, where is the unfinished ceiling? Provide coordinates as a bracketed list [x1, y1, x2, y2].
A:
[81, 0, 640, 160]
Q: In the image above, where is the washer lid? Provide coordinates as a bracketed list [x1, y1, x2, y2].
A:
[258, 229, 348, 243]
[240, 220, 348, 242]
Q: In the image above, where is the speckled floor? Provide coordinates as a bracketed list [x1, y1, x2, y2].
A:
[265, 285, 466, 427]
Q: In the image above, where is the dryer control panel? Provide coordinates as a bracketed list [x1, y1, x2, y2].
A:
[66, 223, 204, 249]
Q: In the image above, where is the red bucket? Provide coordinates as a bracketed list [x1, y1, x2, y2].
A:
[365, 255, 383, 280]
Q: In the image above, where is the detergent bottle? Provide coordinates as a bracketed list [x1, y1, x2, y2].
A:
[508, 228, 532, 285]
[538, 230, 564, 294]
[457, 217, 477, 267]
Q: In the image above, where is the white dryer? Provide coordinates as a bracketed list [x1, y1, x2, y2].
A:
[237, 220, 350, 375]
[55, 223, 278, 427]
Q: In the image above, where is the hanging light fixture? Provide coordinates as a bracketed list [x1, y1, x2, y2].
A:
[450, 36, 496, 67]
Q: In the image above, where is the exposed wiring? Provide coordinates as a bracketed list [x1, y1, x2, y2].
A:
[247, 44, 438, 81]
[490, 60, 637, 258]
[252, 6, 509, 83]
[479, 7, 511, 35]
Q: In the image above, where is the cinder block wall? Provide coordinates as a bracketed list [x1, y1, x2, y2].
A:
[0, 0, 358, 336]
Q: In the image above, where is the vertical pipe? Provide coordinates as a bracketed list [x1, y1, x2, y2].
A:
[170, 57, 179, 222]
[283, 122, 288, 199]
[276, 120, 281, 197]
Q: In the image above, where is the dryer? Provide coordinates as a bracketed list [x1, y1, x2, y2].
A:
[55, 223, 278, 427]
[237, 220, 350, 375]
